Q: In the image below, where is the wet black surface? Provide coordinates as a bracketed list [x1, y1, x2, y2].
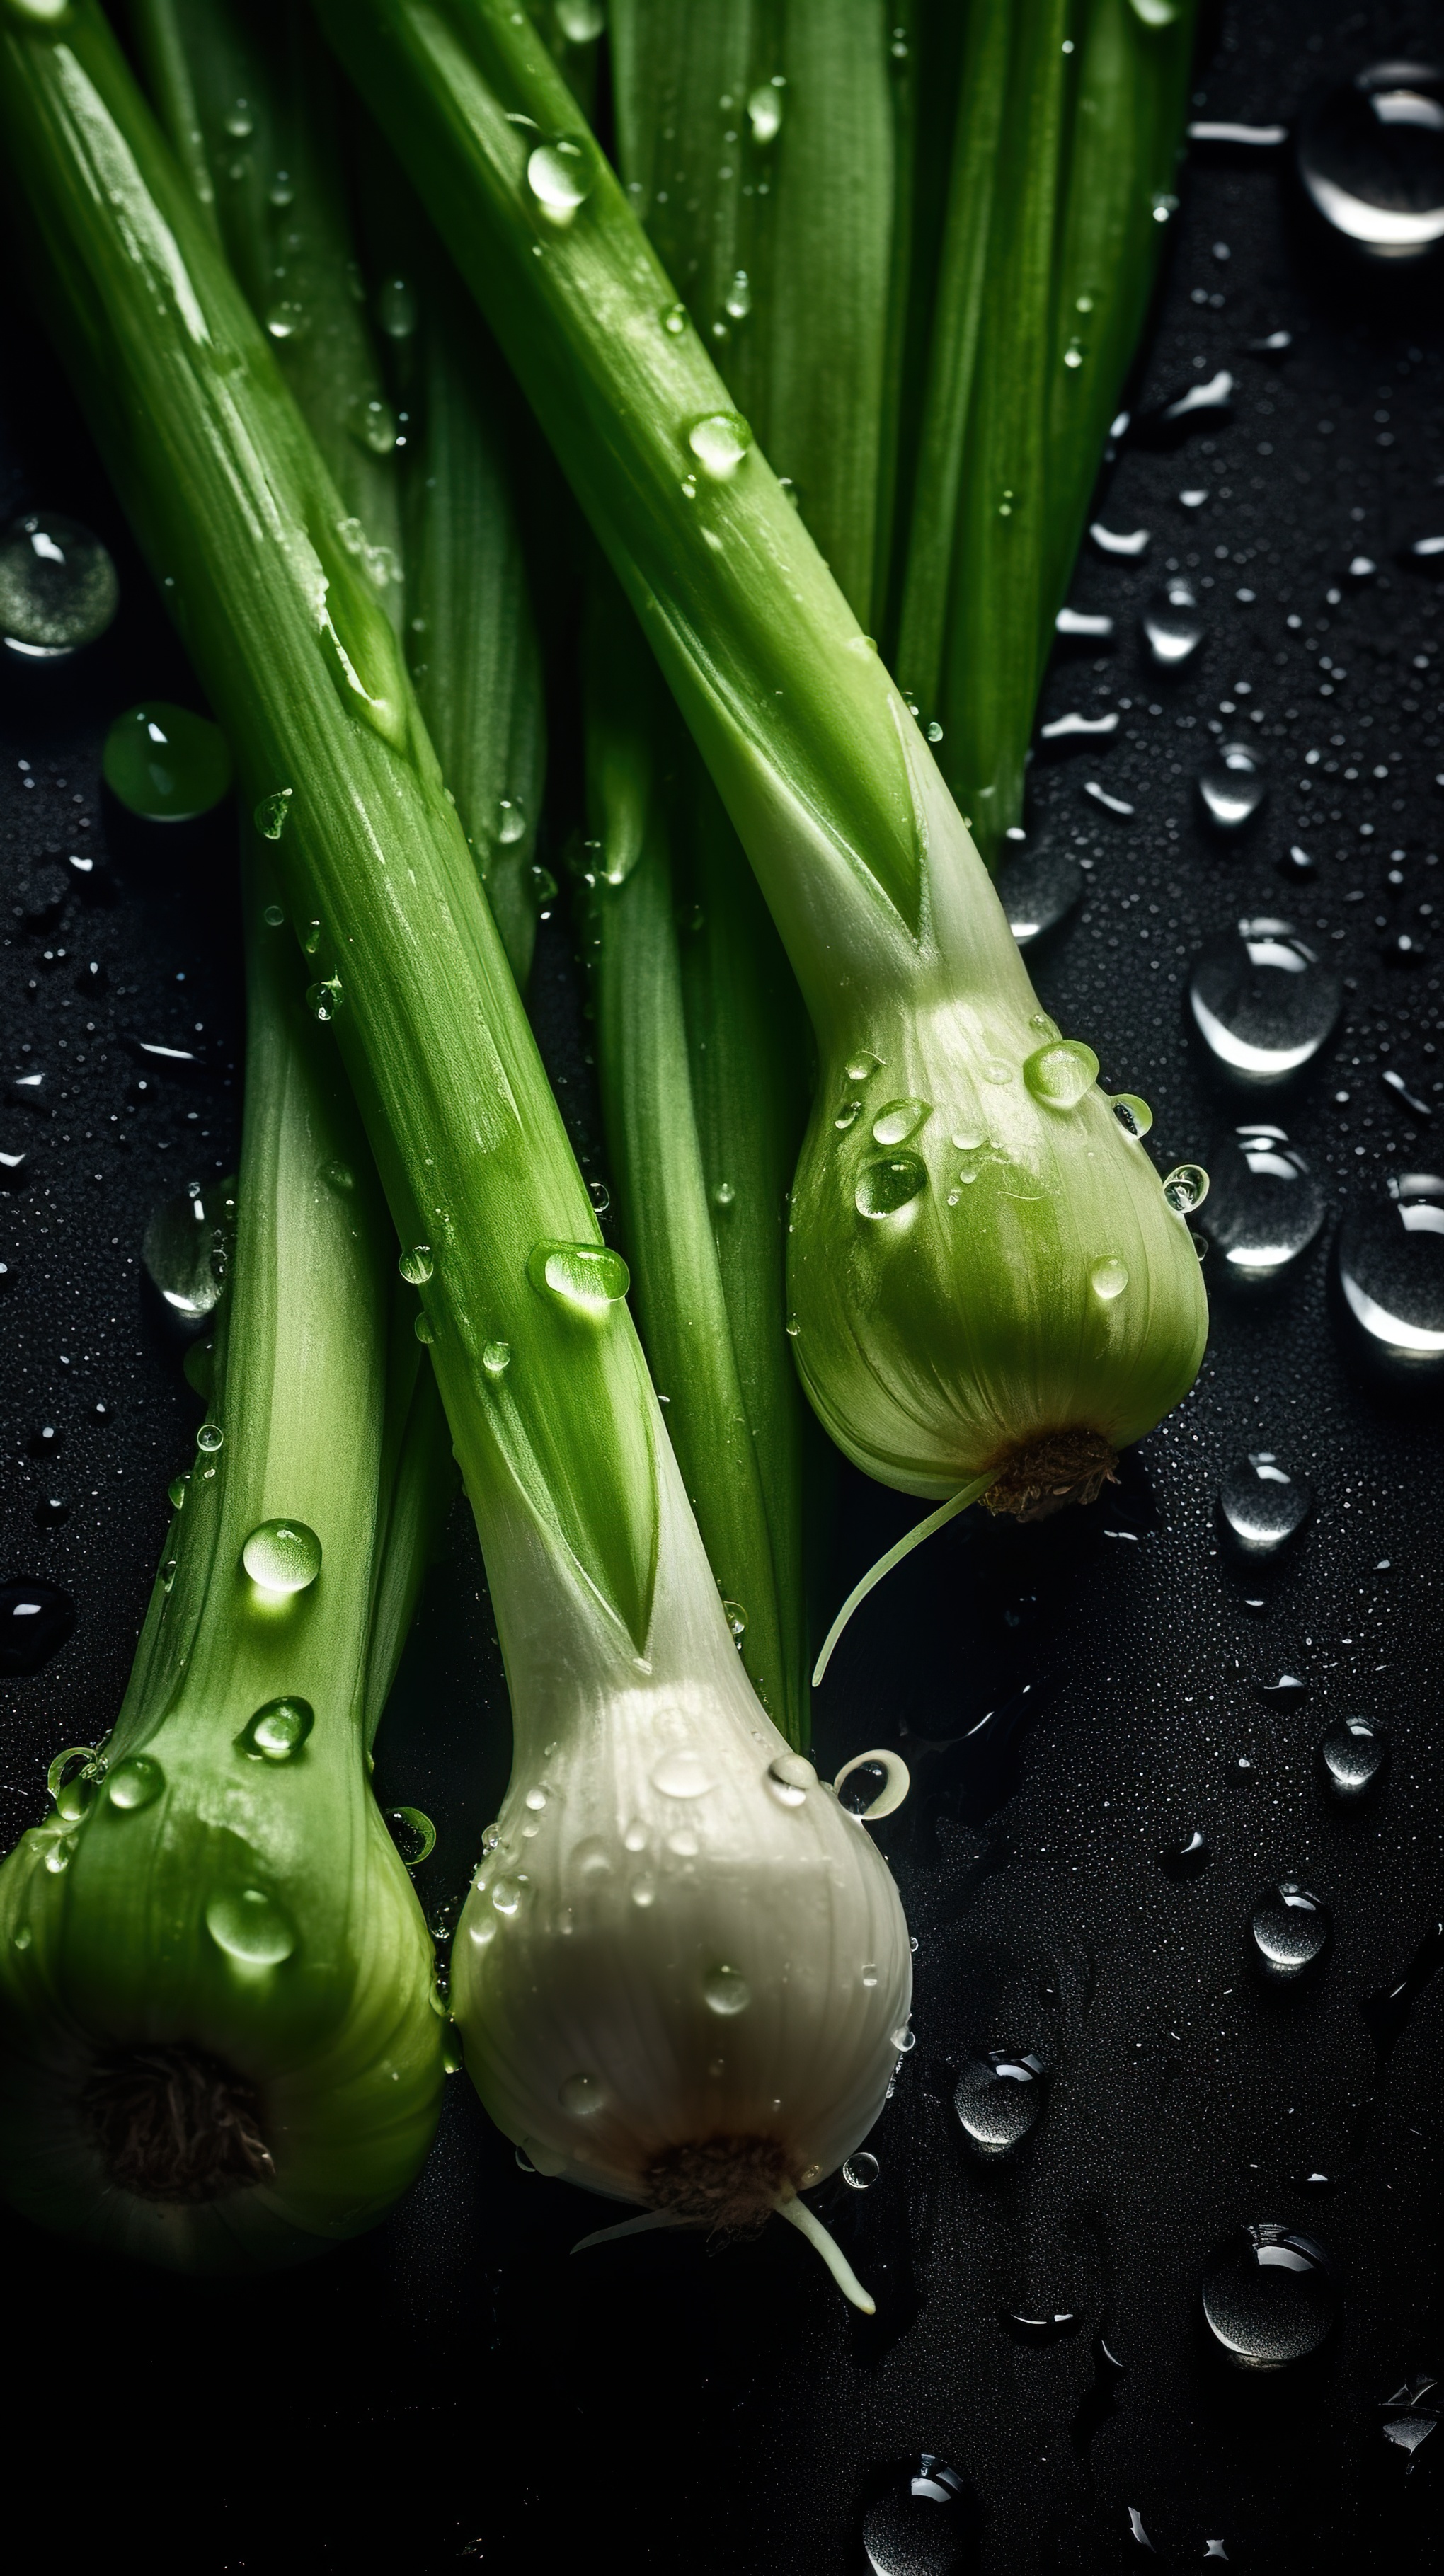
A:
[1, 4, 1441, 2570]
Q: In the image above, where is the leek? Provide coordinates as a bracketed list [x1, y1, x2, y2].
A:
[0, 844, 449, 2270]
[314, 0, 1208, 1513]
[0, 0, 911, 2279]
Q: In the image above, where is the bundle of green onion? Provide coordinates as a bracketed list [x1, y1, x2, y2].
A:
[0, 0, 1204, 2287]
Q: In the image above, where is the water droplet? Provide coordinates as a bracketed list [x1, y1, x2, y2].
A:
[1163, 1163, 1210, 1216]
[1194, 1125, 1323, 1287]
[1334, 1171, 1444, 1385]
[305, 976, 343, 1023]
[1090, 1256, 1130, 1302]
[236, 1697, 314, 1762]
[1249, 1881, 1331, 1982]
[702, 1964, 751, 2016]
[496, 795, 527, 846]
[711, 1178, 736, 1210]
[491, 1873, 527, 1917]
[630, 1875, 657, 1908]
[835, 1100, 862, 1132]
[168, 1474, 189, 1510]
[1142, 579, 1205, 672]
[863, 2460, 973, 2576]
[195, 1420, 224, 1456]
[386, 1806, 437, 1866]
[556, 0, 604, 40]
[1295, 63, 1444, 258]
[264, 298, 308, 343]
[847, 1052, 883, 1083]
[953, 2049, 1045, 2157]
[527, 1240, 631, 1312]
[142, 1188, 228, 1326]
[98, 1753, 161, 1813]
[747, 83, 784, 144]
[1319, 1717, 1389, 1804]
[205, 1886, 297, 1967]
[253, 788, 292, 840]
[687, 411, 752, 478]
[1158, 1828, 1211, 1882]
[998, 846, 1084, 946]
[1024, 1039, 1099, 1109]
[1188, 917, 1343, 1091]
[1201, 2224, 1339, 2367]
[559, 2070, 607, 2117]
[414, 1311, 436, 1345]
[0, 1580, 74, 1677]
[103, 703, 232, 823]
[871, 1098, 929, 1147]
[241, 1519, 322, 1593]
[842, 2151, 880, 2190]
[482, 1339, 511, 1376]
[1198, 741, 1266, 832]
[527, 138, 593, 219]
[1090, 521, 1150, 558]
[399, 1244, 433, 1286]
[1111, 1093, 1154, 1139]
[1217, 1453, 1313, 1559]
[1, 510, 118, 657]
[662, 301, 688, 335]
[1132, 369, 1235, 444]
[1380, 2379, 1442, 2462]
[723, 269, 752, 321]
[651, 1746, 714, 1799]
[767, 1752, 816, 1807]
[856, 1151, 927, 1218]
[718, 1597, 747, 1643]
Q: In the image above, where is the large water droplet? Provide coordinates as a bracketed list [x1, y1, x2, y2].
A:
[846, 1052, 883, 1083]
[1201, 2225, 1339, 2367]
[559, 2070, 607, 2115]
[747, 82, 784, 144]
[953, 2049, 1045, 2158]
[1319, 1716, 1389, 1804]
[1189, 918, 1343, 1091]
[1142, 579, 1205, 671]
[1195, 1126, 1324, 1286]
[687, 411, 753, 478]
[1024, 1038, 1099, 1108]
[1295, 63, 1444, 258]
[842, 2151, 880, 2190]
[398, 1244, 433, 1285]
[856, 1151, 928, 1218]
[527, 139, 593, 219]
[862, 2459, 974, 2576]
[1198, 742, 1266, 832]
[1334, 1171, 1444, 1384]
[0, 511, 118, 657]
[556, 0, 605, 39]
[651, 1746, 714, 1799]
[1217, 1453, 1313, 1558]
[1163, 1163, 1210, 1215]
[702, 1965, 751, 2016]
[872, 1098, 929, 1146]
[767, 1752, 817, 1808]
[386, 1806, 437, 1866]
[241, 1519, 322, 1593]
[142, 1188, 228, 1326]
[482, 1340, 512, 1376]
[0, 1580, 74, 1676]
[253, 788, 292, 840]
[236, 1697, 314, 1761]
[105, 1754, 164, 1812]
[527, 1239, 630, 1313]
[998, 846, 1084, 946]
[205, 1886, 297, 1967]
[1111, 1093, 1154, 1139]
[1090, 1256, 1130, 1302]
[1249, 1881, 1332, 1982]
[102, 704, 232, 822]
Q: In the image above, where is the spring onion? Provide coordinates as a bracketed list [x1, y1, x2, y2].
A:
[0, 0, 912, 2285]
[314, 0, 1208, 1521]
[0, 847, 449, 2270]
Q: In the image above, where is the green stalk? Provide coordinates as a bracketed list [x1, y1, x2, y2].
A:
[0, 838, 447, 2269]
[312, 0, 1208, 1509]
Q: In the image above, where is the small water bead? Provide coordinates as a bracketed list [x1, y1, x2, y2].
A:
[872, 1098, 929, 1147]
[1319, 1717, 1389, 1803]
[954, 2049, 1045, 2158]
[1024, 1038, 1098, 1109]
[630, 1875, 657, 1908]
[100, 1754, 163, 1815]
[998, 847, 1084, 947]
[528, 1240, 631, 1313]
[527, 139, 592, 219]
[623, 1820, 648, 1853]
[1217, 1452, 1312, 1560]
[495, 796, 527, 846]
[491, 1874, 528, 1918]
[721, 1597, 747, 1642]
[723, 270, 752, 321]
[711, 1180, 736, 1211]
[835, 1100, 862, 1132]
[662, 301, 688, 335]
[1142, 578, 1205, 672]
[687, 411, 753, 478]
[1196, 1125, 1324, 1287]
[301, 919, 323, 957]
[264, 298, 309, 343]
[651, 1746, 714, 1800]
[1163, 1163, 1209, 1216]
[1090, 1257, 1130, 1302]
[305, 976, 343, 1023]
[398, 1244, 433, 1287]
[103, 703, 233, 822]
[767, 1752, 817, 1807]
[747, 82, 784, 144]
[196, 1422, 224, 1456]
[1249, 1881, 1331, 1982]
[1198, 741, 1266, 833]
[1201, 2224, 1339, 2367]
[559, 2071, 607, 2117]
[413, 1312, 436, 1345]
[1, 511, 119, 657]
[847, 1052, 883, 1083]
[666, 1827, 698, 1858]
[1111, 1093, 1154, 1139]
[205, 1886, 297, 1967]
[1295, 62, 1444, 258]
[703, 1965, 751, 2016]
[142, 1188, 229, 1323]
[1188, 918, 1342, 1092]
[253, 789, 292, 840]
[1158, 1828, 1211, 1882]
[1334, 1171, 1444, 1386]
[237, 1698, 314, 1763]
[856, 1151, 927, 1218]
[482, 1340, 512, 1377]
[241, 1519, 322, 1593]
[167, 1475, 189, 1512]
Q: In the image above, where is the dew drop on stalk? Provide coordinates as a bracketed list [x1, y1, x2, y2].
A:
[527, 139, 592, 219]
[1111, 1093, 1154, 1139]
[1319, 1716, 1389, 1803]
[856, 1151, 927, 1217]
[241, 1518, 322, 1593]
[482, 1339, 511, 1376]
[491, 1874, 527, 1917]
[527, 1240, 630, 1313]
[651, 1746, 714, 1800]
[953, 2050, 1045, 2157]
[205, 1886, 297, 1967]
[767, 1752, 816, 1807]
[555, 0, 605, 38]
[1090, 1257, 1129, 1302]
[237, 1697, 314, 1762]
[1201, 2224, 1339, 2367]
[747, 82, 784, 144]
[1217, 1454, 1312, 1560]
[399, 1244, 433, 1285]
[702, 1965, 751, 2016]
[253, 789, 292, 839]
[559, 2071, 607, 2116]
[629, 1875, 656, 1908]
[1249, 1881, 1331, 1982]
[623, 1819, 648, 1852]
[1198, 742, 1266, 833]
[847, 1052, 883, 1083]
[687, 412, 752, 478]
[413, 1312, 436, 1345]
[724, 270, 752, 320]
[1196, 1127, 1323, 1286]
[1162, 1163, 1209, 1216]
[1188, 919, 1342, 1089]
[711, 1179, 735, 1209]
[1333, 1171, 1444, 1384]
[102, 1756, 162, 1813]
[1295, 63, 1444, 257]
[264, 299, 307, 342]
[1, 511, 118, 658]
[305, 977, 343, 1023]
[662, 301, 687, 335]
[1142, 579, 1205, 672]
[496, 796, 526, 844]
[196, 1421, 224, 1454]
[871, 1098, 929, 1146]
[1024, 1040, 1098, 1108]
[835, 1100, 862, 1131]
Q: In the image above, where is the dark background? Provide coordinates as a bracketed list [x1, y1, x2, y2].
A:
[1, 2, 1441, 2568]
